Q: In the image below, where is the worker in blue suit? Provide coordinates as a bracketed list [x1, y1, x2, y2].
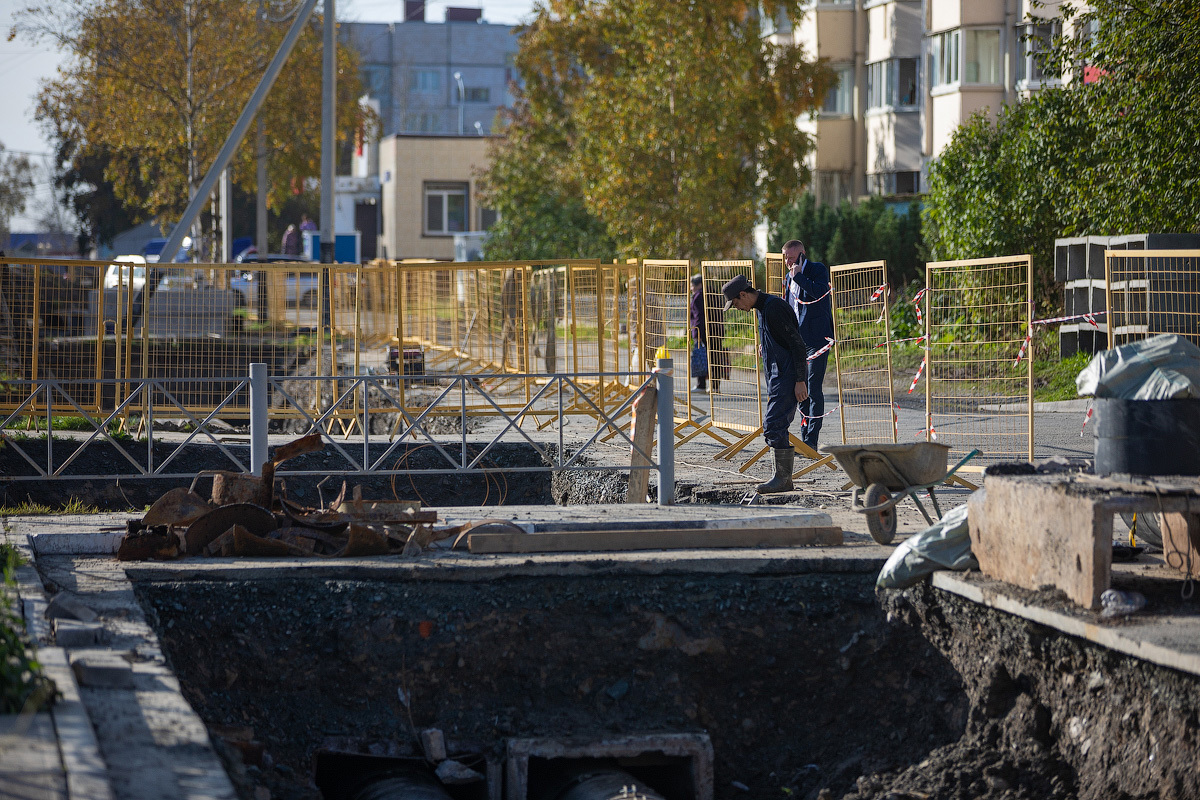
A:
[781, 239, 834, 450]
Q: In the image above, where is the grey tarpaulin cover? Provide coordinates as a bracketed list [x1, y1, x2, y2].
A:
[876, 502, 977, 590]
[1076, 334, 1200, 400]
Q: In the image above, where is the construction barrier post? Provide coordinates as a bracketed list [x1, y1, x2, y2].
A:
[250, 362, 268, 475]
[656, 357, 675, 506]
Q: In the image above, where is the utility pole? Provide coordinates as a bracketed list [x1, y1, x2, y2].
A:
[320, 0, 336, 266]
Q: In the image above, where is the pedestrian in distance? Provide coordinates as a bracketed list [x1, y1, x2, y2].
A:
[299, 214, 317, 232]
[722, 274, 809, 493]
[688, 274, 709, 392]
[280, 224, 300, 256]
[781, 239, 834, 451]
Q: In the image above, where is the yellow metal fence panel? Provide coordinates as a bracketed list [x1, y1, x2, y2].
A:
[700, 260, 760, 435]
[830, 261, 896, 445]
[1106, 250, 1200, 349]
[925, 255, 1033, 464]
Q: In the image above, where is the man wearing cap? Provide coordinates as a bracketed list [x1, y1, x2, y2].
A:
[722, 274, 809, 493]
[782, 239, 834, 450]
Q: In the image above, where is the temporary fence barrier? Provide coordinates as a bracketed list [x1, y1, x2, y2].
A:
[634, 258, 729, 447]
[1105, 250, 1200, 349]
[925, 255, 1033, 467]
[698, 260, 763, 462]
[829, 261, 897, 445]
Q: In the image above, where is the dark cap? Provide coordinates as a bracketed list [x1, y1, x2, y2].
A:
[721, 274, 753, 310]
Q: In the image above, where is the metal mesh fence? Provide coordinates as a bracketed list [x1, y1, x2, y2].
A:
[830, 261, 896, 445]
[925, 255, 1033, 464]
[700, 260, 761, 437]
[1106, 250, 1200, 348]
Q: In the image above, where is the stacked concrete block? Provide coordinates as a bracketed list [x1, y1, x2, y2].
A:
[1056, 233, 1200, 358]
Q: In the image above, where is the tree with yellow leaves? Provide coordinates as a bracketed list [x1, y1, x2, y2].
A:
[12, 0, 367, 242]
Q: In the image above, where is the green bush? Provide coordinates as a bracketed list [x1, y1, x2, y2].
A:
[0, 542, 56, 714]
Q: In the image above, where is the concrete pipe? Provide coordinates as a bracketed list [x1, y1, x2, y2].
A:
[550, 769, 668, 800]
[351, 769, 455, 800]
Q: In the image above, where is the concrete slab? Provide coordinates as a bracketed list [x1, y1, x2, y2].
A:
[0, 712, 66, 800]
[52, 619, 106, 648]
[435, 503, 834, 533]
[38, 647, 116, 800]
[933, 565, 1200, 679]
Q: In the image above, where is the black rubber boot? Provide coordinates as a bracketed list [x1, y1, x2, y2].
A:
[755, 447, 795, 494]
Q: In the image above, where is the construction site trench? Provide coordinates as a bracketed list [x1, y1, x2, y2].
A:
[119, 535, 1199, 800]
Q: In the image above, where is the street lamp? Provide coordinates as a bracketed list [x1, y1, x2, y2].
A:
[453, 71, 465, 135]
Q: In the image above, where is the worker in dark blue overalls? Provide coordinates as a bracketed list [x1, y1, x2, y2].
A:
[721, 274, 810, 494]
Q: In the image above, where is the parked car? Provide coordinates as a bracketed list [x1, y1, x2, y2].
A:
[142, 237, 190, 263]
[231, 254, 319, 309]
[104, 255, 147, 290]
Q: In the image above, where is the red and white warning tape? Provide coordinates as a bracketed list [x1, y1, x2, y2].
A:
[1081, 400, 1093, 437]
[916, 426, 938, 440]
[912, 288, 928, 325]
[808, 337, 835, 361]
[1032, 310, 1106, 327]
[1013, 330, 1033, 367]
[892, 403, 899, 439]
[782, 276, 833, 306]
[907, 356, 926, 394]
[869, 283, 888, 302]
[874, 334, 926, 349]
[800, 405, 840, 424]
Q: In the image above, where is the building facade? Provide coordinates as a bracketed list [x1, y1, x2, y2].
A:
[342, 6, 520, 138]
[782, 0, 1066, 205]
[378, 134, 495, 261]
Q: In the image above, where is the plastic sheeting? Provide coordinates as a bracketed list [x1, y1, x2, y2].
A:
[876, 501, 977, 590]
[1076, 334, 1200, 400]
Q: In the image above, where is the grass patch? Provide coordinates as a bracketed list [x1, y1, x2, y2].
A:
[1033, 352, 1091, 402]
[0, 497, 101, 516]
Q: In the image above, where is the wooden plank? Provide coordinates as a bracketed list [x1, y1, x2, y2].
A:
[626, 384, 658, 504]
[468, 526, 843, 554]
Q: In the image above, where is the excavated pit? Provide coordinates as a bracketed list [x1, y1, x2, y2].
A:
[131, 567, 1200, 800]
[135, 571, 968, 800]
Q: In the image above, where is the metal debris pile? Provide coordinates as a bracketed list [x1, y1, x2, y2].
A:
[116, 434, 514, 560]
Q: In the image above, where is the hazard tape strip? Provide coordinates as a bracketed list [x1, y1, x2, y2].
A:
[912, 288, 928, 325]
[1032, 310, 1107, 327]
[907, 356, 926, 394]
[808, 337, 834, 361]
[874, 334, 926, 349]
[1013, 330, 1033, 367]
[1081, 400, 1094, 438]
[799, 404, 840, 424]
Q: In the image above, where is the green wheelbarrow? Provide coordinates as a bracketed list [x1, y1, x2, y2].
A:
[820, 442, 980, 545]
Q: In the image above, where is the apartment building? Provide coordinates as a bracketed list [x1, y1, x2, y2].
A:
[780, 0, 1065, 205]
[342, 2, 520, 137]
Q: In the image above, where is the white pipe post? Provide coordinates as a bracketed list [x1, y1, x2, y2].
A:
[250, 363, 268, 475]
[655, 358, 674, 505]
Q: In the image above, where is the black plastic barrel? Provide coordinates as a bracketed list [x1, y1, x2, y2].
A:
[1093, 398, 1200, 475]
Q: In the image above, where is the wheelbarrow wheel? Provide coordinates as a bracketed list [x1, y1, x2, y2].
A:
[864, 483, 897, 545]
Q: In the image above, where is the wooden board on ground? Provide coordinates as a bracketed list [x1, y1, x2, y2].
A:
[467, 526, 843, 554]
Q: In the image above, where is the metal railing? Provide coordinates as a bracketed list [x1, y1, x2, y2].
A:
[0, 362, 676, 504]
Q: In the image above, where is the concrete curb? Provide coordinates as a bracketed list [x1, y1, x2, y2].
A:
[980, 399, 1092, 413]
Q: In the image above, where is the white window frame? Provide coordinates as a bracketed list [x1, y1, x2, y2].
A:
[821, 64, 855, 116]
[867, 57, 920, 110]
[928, 29, 960, 89]
[424, 182, 469, 237]
[963, 28, 1002, 85]
[1016, 20, 1062, 88]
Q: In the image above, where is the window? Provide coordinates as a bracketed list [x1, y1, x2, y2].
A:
[869, 171, 920, 196]
[867, 58, 920, 109]
[964, 30, 1001, 84]
[463, 87, 490, 103]
[413, 69, 440, 94]
[424, 182, 468, 236]
[480, 208, 498, 230]
[404, 112, 442, 133]
[929, 30, 959, 87]
[1016, 21, 1059, 83]
[821, 65, 854, 115]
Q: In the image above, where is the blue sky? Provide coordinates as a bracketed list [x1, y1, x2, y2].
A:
[0, 0, 539, 230]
